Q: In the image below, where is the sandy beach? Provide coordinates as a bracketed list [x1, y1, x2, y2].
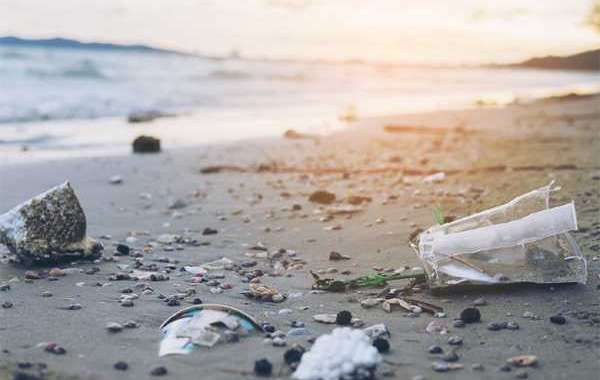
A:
[1, 95, 599, 380]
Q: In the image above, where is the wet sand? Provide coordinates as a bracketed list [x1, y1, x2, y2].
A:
[1, 95, 599, 380]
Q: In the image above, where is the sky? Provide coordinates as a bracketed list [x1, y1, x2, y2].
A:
[0, 0, 598, 64]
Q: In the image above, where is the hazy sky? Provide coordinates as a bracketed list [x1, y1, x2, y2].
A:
[1, 0, 598, 64]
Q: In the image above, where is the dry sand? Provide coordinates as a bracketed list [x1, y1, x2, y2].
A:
[0, 95, 599, 380]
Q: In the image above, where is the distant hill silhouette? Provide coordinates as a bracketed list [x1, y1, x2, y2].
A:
[0, 36, 181, 54]
[506, 49, 600, 71]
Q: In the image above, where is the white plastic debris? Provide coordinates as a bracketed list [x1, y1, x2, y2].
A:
[159, 304, 261, 356]
[293, 327, 382, 380]
[415, 182, 587, 288]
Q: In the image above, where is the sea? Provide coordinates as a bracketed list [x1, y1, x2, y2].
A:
[2, 45, 600, 163]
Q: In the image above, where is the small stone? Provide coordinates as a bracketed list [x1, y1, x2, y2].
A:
[65, 303, 82, 310]
[109, 175, 123, 185]
[487, 321, 507, 331]
[335, 310, 352, 326]
[272, 337, 287, 347]
[308, 190, 336, 205]
[459, 307, 481, 324]
[192, 298, 203, 305]
[550, 314, 566, 325]
[507, 355, 538, 367]
[48, 268, 66, 277]
[442, 350, 459, 362]
[44, 343, 66, 355]
[432, 362, 450, 372]
[123, 320, 139, 329]
[284, 346, 305, 367]
[41, 291, 53, 298]
[506, 321, 520, 330]
[452, 319, 465, 328]
[254, 358, 273, 377]
[121, 299, 134, 307]
[428, 345, 443, 354]
[24, 271, 41, 280]
[2, 301, 13, 309]
[114, 361, 128, 371]
[150, 366, 168, 376]
[132, 135, 161, 153]
[372, 337, 390, 353]
[499, 364, 512, 372]
[272, 294, 285, 303]
[447, 336, 463, 346]
[329, 251, 350, 261]
[472, 297, 487, 306]
[202, 227, 218, 235]
[115, 244, 130, 256]
[106, 322, 123, 333]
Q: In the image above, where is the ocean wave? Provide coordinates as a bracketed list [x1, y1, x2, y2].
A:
[26, 59, 108, 80]
[208, 69, 253, 80]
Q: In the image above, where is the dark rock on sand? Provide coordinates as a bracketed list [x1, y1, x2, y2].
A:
[132, 135, 161, 153]
[550, 315, 567, 325]
[254, 358, 273, 377]
[0, 182, 103, 265]
[335, 310, 353, 325]
[308, 190, 336, 205]
[460, 307, 481, 324]
[373, 337, 390, 353]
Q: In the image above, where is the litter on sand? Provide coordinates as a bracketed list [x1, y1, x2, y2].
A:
[0, 182, 103, 265]
[292, 327, 381, 380]
[414, 182, 587, 289]
[159, 304, 262, 356]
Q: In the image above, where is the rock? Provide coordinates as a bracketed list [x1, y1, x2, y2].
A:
[0, 182, 103, 264]
[329, 251, 350, 261]
[202, 227, 218, 235]
[550, 314, 566, 325]
[372, 337, 390, 353]
[2, 301, 13, 309]
[515, 370, 529, 379]
[115, 244, 130, 256]
[114, 361, 128, 371]
[425, 320, 448, 334]
[254, 358, 273, 377]
[106, 322, 123, 333]
[335, 310, 352, 326]
[362, 324, 390, 339]
[459, 307, 481, 323]
[346, 195, 372, 205]
[442, 350, 459, 362]
[150, 366, 168, 376]
[44, 343, 66, 355]
[168, 199, 187, 210]
[108, 175, 123, 185]
[452, 319, 465, 328]
[132, 135, 161, 153]
[507, 355, 537, 367]
[447, 336, 463, 345]
[128, 110, 169, 123]
[48, 268, 66, 277]
[308, 190, 336, 205]
[487, 321, 507, 331]
[284, 346, 305, 367]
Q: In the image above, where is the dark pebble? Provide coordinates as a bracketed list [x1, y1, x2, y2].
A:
[487, 321, 507, 331]
[452, 319, 465, 328]
[262, 323, 276, 333]
[335, 310, 352, 326]
[284, 346, 305, 366]
[254, 358, 273, 377]
[115, 244, 130, 256]
[192, 298, 203, 305]
[459, 307, 481, 324]
[2, 301, 13, 309]
[550, 315, 566, 325]
[428, 345, 443, 354]
[498, 364, 512, 372]
[150, 366, 168, 376]
[114, 361, 129, 371]
[442, 350, 459, 362]
[372, 337, 390, 353]
[202, 228, 218, 235]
